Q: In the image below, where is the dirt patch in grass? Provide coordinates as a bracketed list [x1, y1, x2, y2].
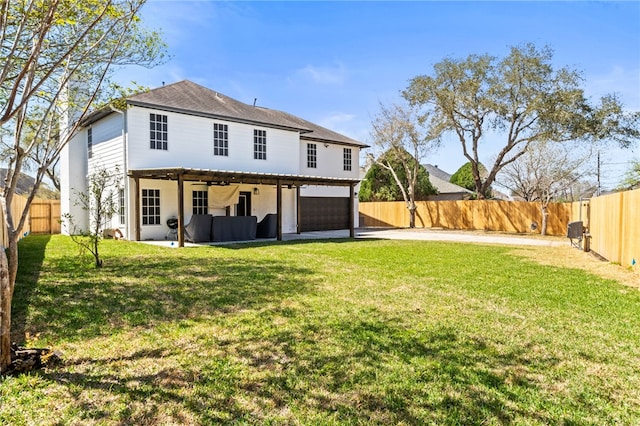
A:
[510, 245, 640, 289]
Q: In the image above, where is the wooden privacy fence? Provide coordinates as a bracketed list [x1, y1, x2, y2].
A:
[359, 200, 572, 236]
[0, 194, 29, 247]
[29, 199, 61, 234]
[0, 196, 61, 246]
[571, 188, 640, 268]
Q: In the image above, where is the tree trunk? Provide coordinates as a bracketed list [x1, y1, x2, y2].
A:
[0, 246, 12, 372]
[541, 204, 549, 236]
[93, 237, 102, 268]
[1, 233, 19, 373]
[408, 203, 417, 228]
[8, 235, 18, 290]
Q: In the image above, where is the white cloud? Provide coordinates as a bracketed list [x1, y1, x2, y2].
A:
[294, 62, 348, 85]
[317, 112, 371, 145]
[318, 112, 355, 129]
[143, 1, 218, 34]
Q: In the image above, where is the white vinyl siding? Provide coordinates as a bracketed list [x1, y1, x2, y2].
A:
[127, 107, 300, 175]
[86, 113, 125, 182]
[298, 140, 360, 179]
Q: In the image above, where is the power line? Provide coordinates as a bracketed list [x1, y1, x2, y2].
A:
[601, 161, 637, 166]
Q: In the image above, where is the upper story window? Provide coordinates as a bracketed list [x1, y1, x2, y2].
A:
[141, 189, 161, 225]
[192, 190, 208, 215]
[254, 129, 266, 160]
[87, 128, 93, 158]
[307, 143, 317, 168]
[343, 148, 352, 171]
[150, 113, 168, 150]
[213, 123, 228, 156]
[119, 188, 125, 225]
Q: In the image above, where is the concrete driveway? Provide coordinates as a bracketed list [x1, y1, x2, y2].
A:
[145, 227, 568, 248]
[354, 227, 566, 247]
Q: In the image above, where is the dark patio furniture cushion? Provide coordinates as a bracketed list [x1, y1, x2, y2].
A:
[211, 216, 257, 242]
[184, 214, 212, 243]
[256, 213, 277, 238]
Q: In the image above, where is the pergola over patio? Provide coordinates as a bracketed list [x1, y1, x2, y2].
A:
[128, 167, 360, 247]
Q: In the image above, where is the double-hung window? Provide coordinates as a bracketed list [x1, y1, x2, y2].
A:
[254, 129, 266, 160]
[343, 148, 352, 171]
[119, 189, 126, 225]
[307, 143, 317, 168]
[87, 128, 93, 159]
[150, 113, 168, 150]
[192, 190, 208, 215]
[142, 189, 161, 225]
[213, 123, 228, 156]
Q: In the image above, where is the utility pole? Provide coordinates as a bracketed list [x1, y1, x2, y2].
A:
[597, 151, 601, 196]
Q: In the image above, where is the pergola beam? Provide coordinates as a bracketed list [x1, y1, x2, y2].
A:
[177, 173, 185, 247]
[349, 183, 355, 238]
[128, 168, 359, 187]
[276, 179, 282, 241]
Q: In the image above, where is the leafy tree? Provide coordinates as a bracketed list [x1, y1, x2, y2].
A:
[63, 166, 122, 268]
[0, 0, 166, 373]
[359, 149, 436, 202]
[616, 160, 640, 191]
[368, 102, 438, 228]
[497, 140, 595, 235]
[403, 43, 640, 200]
[0, 111, 62, 191]
[450, 162, 491, 198]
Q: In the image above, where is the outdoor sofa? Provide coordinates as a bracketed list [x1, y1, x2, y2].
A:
[184, 213, 276, 243]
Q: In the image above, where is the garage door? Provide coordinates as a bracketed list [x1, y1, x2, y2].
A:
[300, 197, 350, 232]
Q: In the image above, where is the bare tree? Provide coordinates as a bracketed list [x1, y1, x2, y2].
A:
[0, 0, 166, 373]
[497, 140, 594, 235]
[370, 102, 437, 228]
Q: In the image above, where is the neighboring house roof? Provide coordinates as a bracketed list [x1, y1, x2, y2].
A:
[122, 80, 366, 147]
[429, 175, 473, 195]
[424, 163, 512, 200]
[423, 164, 472, 195]
[0, 168, 58, 198]
[424, 164, 453, 182]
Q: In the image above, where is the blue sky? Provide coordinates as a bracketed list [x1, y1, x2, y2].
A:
[121, 1, 640, 189]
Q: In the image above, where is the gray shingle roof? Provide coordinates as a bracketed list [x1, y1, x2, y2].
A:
[127, 80, 366, 147]
[423, 164, 473, 194]
[424, 164, 453, 181]
[429, 175, 473, 194]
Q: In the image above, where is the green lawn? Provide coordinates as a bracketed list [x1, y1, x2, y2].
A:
[2, 234, 640, 425]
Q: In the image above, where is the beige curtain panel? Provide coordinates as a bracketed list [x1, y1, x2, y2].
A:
[208, 185, 240, 209]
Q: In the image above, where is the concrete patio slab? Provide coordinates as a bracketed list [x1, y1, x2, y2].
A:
[139, 227, 567, 248]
